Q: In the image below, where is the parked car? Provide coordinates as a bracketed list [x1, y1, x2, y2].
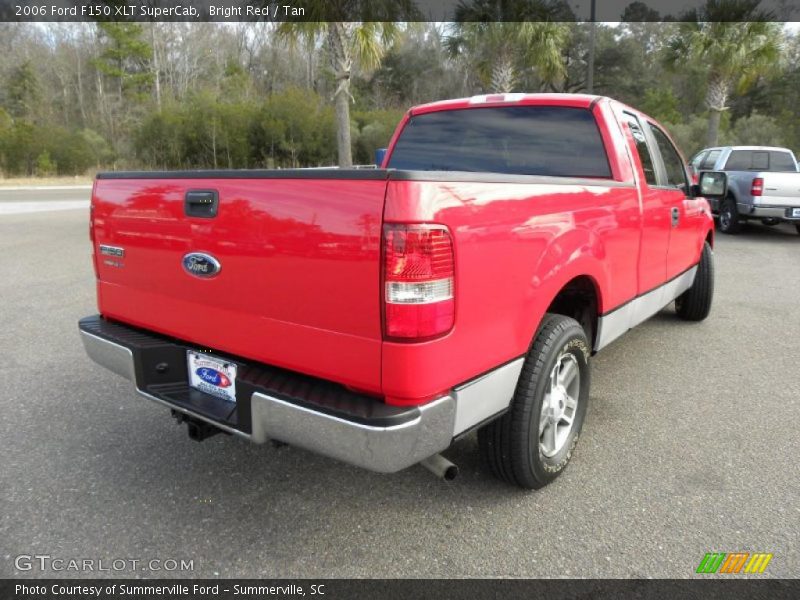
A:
[79, 93, 722, 489]
[689, 145, 800, 234]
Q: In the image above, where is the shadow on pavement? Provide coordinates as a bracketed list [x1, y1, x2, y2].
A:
[715, 221, 800, 244]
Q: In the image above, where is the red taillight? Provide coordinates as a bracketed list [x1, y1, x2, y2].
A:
[383, 224, 455, 340]
[751, 177, 764, 196]
[89, 202, 99, 277]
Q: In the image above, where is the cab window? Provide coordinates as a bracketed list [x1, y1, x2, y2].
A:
[623, 112, 657, 186]
[649, 124, 689, 190]
[724, 150, 797, 171]
[700, 149, 721, 170]
[387, 106, 612, 177]
[690, 151, 708, 173]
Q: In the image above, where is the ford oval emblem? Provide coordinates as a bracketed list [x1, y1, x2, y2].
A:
[196, 367, 232, 388]
[182, 252, 221, 278]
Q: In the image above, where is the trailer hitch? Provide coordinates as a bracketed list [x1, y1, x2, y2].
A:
[171, 410, 228, 442]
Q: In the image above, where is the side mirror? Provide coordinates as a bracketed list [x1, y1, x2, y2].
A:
[375, 148, 387, 167]
[695, 171, 727, 199]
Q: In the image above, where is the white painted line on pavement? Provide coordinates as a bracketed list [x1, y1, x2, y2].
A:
[0, 200, 89, 215]
[0, 185, 92, 191]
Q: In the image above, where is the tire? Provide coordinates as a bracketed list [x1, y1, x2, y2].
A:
[478, 314, 590, 489]
[795, 224, 800, 236]
[675, 242, 714, 321]
[718, 197, 741, 234]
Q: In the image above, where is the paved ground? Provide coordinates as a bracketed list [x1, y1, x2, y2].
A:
[0, 188, 797, 579]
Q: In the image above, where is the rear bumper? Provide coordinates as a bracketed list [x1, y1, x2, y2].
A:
[79, 316, 522, 473]
[739, 203, 800, 220]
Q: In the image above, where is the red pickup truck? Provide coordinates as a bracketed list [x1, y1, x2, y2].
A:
[79, 93, 723, 489]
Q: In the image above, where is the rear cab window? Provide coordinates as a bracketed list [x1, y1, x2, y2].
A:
[769, 151, 797, 171]
[387, 105, 612, 178]
[724, 150, 798, 172]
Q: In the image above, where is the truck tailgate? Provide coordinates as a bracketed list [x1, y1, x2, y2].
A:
[91, 173, 388, 393]
[759, 172, 800, 207]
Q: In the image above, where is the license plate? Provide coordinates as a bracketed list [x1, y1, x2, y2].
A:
[792, 208, 800, 218]
[187, 350, 237, 403]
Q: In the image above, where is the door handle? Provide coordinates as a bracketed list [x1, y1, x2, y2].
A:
[671, 207, 680, 227]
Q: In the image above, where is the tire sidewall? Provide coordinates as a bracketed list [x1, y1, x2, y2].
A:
[676, 241, 713, 321]
[525, 330, 591, 484]
[719, 198, 737, 233]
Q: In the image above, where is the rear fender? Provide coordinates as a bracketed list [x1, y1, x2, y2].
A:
[520, 227, 608, 346]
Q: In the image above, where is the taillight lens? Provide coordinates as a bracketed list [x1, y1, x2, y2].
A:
[751, 177, 764, 196]
[89, 202, 99, 277]
[383, 224, 455, 340]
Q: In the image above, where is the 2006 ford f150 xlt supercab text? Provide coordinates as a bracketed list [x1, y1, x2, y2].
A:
[79, 94, 724, 489]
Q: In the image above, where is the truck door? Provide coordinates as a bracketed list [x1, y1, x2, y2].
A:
[645, 121, 706, 279]
[619, 111, 669, 294]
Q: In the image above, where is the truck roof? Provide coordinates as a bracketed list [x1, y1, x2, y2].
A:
[705, 145, 795, 153]
[409, 93, 604, 116]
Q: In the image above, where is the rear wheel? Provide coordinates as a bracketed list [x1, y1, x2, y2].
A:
[718, 197, 741, 234]
[676, 242, 714, 321]
[795, 224, 800, 235]
[478, 314, 590, 489]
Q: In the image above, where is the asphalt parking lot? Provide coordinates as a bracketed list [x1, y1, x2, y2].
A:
[0, 188, 798, 579]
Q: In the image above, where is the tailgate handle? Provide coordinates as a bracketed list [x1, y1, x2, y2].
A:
[185, 190, 219, 218]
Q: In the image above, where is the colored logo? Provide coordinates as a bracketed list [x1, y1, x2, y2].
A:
[182, 252, 221, 278]
[196, 367, 231, 388]
[696, 552, 773, 574]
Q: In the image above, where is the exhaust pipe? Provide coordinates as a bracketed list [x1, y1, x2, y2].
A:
[420, 454, 459, 481]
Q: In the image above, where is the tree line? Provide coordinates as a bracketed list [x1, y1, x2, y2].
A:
[0, 0, 798, 176]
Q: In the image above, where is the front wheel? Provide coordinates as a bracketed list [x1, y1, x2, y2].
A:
[675, 242, 714, 321]
[478, 314, 590, 489]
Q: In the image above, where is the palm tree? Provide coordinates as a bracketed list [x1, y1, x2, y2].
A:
[278, 2, 414, 167]
[448, 22, 570, 93]
[664, 0, 782, 146]
[447, 0, 573, 93]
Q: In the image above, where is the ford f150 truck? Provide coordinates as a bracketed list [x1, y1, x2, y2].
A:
[79, 94, 723, 489]
[689, 145, 800, 234]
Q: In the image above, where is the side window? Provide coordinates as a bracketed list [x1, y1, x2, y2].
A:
[649, 124, 689, 190]
[623, 112, 657, 186]
[690, 151, 707, 173]
[700, 149, 721, 170]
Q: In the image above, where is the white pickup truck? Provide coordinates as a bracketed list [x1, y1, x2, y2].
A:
[689, 145, 800, 234]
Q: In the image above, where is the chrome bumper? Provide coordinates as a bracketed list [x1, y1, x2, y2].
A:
[249, 392, 455, 473]
[740, 204, 800, 220]
[80, 325, 522, 474]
